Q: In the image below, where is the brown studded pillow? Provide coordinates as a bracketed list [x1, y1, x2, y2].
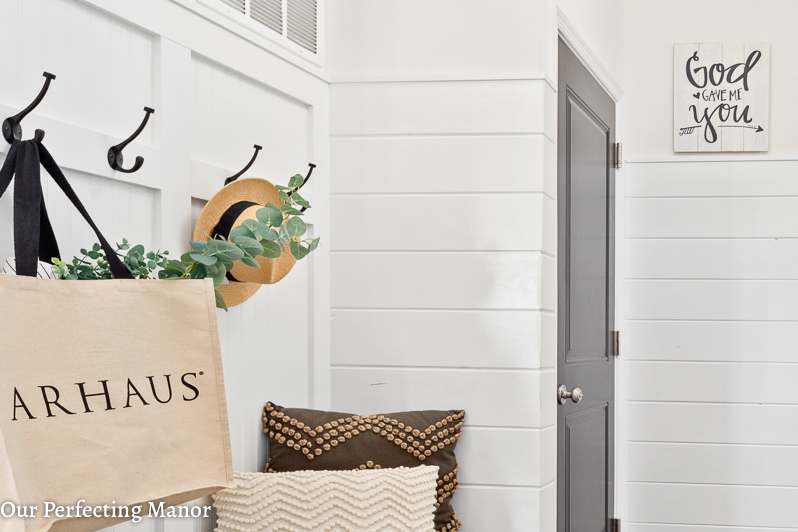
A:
[263, 402, 465, 532]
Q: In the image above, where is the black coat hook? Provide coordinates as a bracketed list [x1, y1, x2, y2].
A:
[3, 72, 56, 144]
[108, 107, 154, 173]
[225, 145, 262, 185]
[288, 163, 316, 212]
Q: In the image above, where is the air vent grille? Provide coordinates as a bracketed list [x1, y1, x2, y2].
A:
[250, 0, 282, 34]
[219, 0, 246, 14]
[286, 0, 317, 53]
[213, 0, 318, 57]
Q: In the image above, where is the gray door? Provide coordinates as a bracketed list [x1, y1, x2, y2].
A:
[557, 38, 616, 532]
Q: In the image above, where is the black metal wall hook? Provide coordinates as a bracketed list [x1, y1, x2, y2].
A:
[289, 163, 316, 212]
[225, 145, 262, 185]
[3, 72, 56, 144]
[108, 107, 154, 173]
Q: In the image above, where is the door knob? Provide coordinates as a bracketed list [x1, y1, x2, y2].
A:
[558, 384, 584, 405]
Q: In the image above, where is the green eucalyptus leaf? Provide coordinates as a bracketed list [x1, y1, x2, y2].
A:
[166, 260, 187, 272]
[256, 204, 283, 227]
[190, 263, 207, 279]
[211, 267, 227, 288]
[308, 237, 321, 252]
[293, 198, 311, 209]
[207, 261, 222, 275]
[279, 224, 290, 245]
[286, 217, 307, 237]
[281, 205, 304, 216]
[290, 241, 310, 260]
[278, 191, 290, 202]
[233, 236, 264, 256]
[190, 253, 217, 266]
[130, 245, 145, 256]
[242, 219, 259, 232]
[148, 260, 157, 269]
[275, 185, 292, 191]
[215, 290, 228, 311]
[207, 239, 245, 262]
[80, 248, 88, 256]
[240, 256, 261, 268]
[229, 226, 254, 241]
[261, 241, 282, 259]
[190, 241, 208, 252]
[288, 174, 304, 188]
[181, 251, 195, 264]
[256, 222, 279, 241]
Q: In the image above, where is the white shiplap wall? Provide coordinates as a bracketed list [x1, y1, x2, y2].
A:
[0, 1, 329, 532]
[330, 78, 557, 532]
[624, 159, 798, 531]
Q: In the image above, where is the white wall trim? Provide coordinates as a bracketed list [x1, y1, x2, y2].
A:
[557, 7, 624, 102]
[627, 155, 798, 163]
[331, 74, 558, 92]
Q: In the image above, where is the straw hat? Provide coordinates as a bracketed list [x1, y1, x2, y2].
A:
[193, 177, 296, 307]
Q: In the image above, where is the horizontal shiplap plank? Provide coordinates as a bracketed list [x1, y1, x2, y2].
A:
[627, 321, 798, 362]
[455, 483, 554, 532]
[330, 80, 553, 137]
[332, 310, 555, 369]
[331, 194, 554, 252]
[330, 135, 556, 196]
[331, 368, 556, 428]
[627, 442, 798, 487]
[627, 160, 798, 197]
[628, 197, 798, 238]
[627, 483, 798, 528]
[457, 427, 555, 486]
[331, 253, 555, 310]
[628, 403, 798, 445]
[628, 361, 798, 404]
[627, 280, 798, 321]
[627, 239, 798, 279]
[626, 524, 794, 532]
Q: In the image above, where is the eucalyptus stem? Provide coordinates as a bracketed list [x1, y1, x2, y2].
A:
[51, 172, 321, 310]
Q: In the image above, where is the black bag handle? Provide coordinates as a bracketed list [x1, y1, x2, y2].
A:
[0, 142, 60, 268]
[0, 140, 133, 279]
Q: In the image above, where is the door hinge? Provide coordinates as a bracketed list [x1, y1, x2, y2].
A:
[613, 143, 622, 169]
[611, 518, 621, 532]
[612, 330, 620, 357]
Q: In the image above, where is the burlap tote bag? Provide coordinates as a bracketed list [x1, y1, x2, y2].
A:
[0, 141, 234, 532]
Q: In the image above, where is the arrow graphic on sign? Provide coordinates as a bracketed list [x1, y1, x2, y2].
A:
[718, 125, 764, 132]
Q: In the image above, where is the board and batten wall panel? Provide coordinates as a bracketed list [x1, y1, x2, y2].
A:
[0, 3, 330, 532]
[624, 159, 798, 531]
[330, 78, 557, 532]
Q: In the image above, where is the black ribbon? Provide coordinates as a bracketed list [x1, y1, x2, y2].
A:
[0, 140, 133, 279]
[210, 200, 258, 283]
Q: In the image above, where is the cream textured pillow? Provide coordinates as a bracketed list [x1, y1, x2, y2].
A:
[213, 466, 439, 532]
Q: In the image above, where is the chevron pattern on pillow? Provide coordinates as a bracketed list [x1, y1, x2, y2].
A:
[213, 466, 439, 532]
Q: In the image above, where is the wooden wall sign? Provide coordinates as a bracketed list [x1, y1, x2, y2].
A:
[674, 42, 769, 152]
